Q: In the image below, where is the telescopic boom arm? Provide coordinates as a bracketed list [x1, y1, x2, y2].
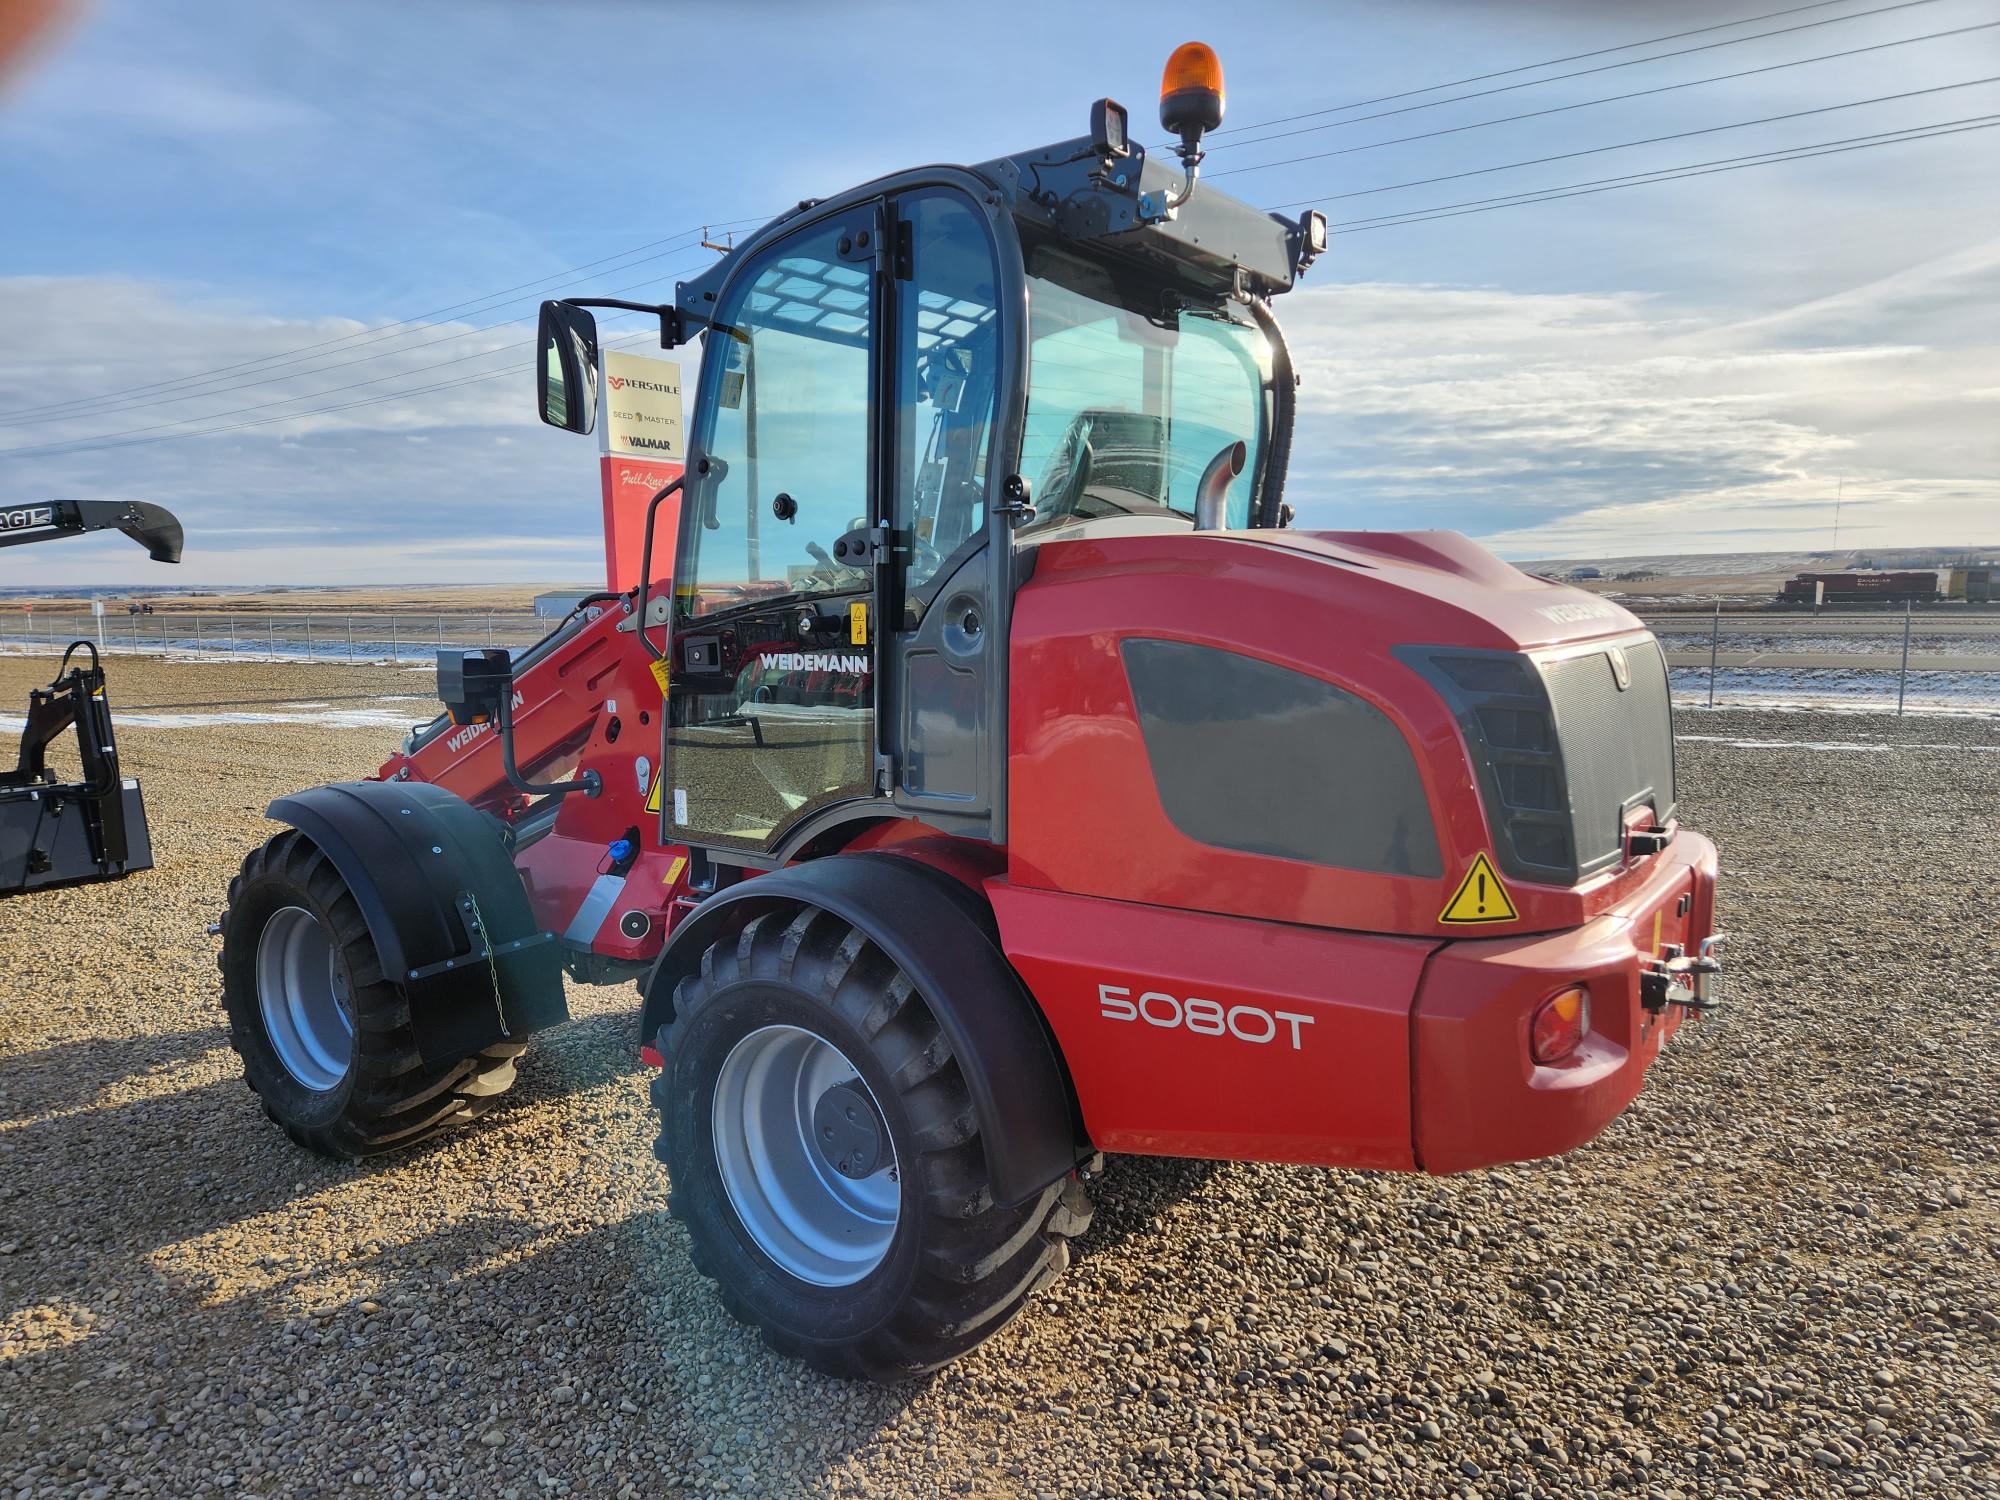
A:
[0, 499, 184, 563]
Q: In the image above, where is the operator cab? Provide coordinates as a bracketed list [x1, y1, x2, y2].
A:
[534, 45, 1324, 868]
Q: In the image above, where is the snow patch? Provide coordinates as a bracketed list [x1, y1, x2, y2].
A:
[1670, 667, 2000, 716]
[1677, 734, 2000, 753]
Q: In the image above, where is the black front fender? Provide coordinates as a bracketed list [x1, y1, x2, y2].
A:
[641, 853, 1087, 1208]
[267, 781, 567, 1066]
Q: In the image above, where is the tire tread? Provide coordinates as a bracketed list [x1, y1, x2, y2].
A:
[657, 899, 1088, 1380]
[218, 831, 526, 1160]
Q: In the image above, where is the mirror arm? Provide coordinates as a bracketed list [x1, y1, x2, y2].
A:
[560, 296, 669, 316]
[556, 297, 689, 350]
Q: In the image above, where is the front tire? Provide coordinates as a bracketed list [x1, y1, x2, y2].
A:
[219, 829, 525, 1159]
[654, 905, 1091, 1380]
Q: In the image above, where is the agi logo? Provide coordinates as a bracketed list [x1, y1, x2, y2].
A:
[0, 505, 55, 532]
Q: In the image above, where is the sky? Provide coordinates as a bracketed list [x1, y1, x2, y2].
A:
[1, 0, 1996, 586]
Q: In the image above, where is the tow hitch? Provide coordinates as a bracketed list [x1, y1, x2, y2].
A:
[1641, 934, 1725, 1015]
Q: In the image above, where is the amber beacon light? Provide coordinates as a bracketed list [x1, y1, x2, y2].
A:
[1160, 42, 1225, 153]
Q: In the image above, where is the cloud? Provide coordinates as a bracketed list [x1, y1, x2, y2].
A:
[0, 275, 628, 585]
[1282, 248, 2000, 556]
[4, 239, 1996, 587]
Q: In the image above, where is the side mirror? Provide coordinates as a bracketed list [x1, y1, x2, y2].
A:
[537, 300, 599, 434]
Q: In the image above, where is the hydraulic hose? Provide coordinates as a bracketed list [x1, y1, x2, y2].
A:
[1249, 298, 1297, 528]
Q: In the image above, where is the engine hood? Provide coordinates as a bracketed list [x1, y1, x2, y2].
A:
[1011, 523, 1683, 938]
[1230, 528, 1642, 655]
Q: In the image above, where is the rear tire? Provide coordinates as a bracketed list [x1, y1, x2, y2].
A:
[654, 904, 1092, 1381]
[218, 829, 525, 1160]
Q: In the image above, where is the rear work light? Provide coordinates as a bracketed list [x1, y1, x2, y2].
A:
[1530, 987, 1591, 1064]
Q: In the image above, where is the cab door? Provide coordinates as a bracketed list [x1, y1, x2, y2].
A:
[665, 207, 883, 855]
[881, 190, 1007, 836]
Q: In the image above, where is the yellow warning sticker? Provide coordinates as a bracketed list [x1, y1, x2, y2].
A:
[648, 657, 672, 696]
[663, 854, 687, 887]
[644, 771, 663, 816]
[1439, 852, 1519, 925]
[849, 600, 868, 647]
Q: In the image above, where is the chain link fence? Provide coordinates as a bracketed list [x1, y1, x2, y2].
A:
[5, 602, 1993, 715]
[1639, 604, 2000, 715]
[0, 610, 551, 664]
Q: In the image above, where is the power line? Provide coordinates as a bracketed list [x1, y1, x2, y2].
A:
[0, 328, 666, 464]
[1181, 0, 1863, 147]
[1205, 0, 1951, 155]
[1276, 76, 2000, 205]
[26, 120, 1987, 460]
[0, 212, 773, 422]
[0, 303, 653, 461]
[1209, 19, 2000, 181]
[0, 258, 709, 458]
[1278, 114, 2000, 231]
[0, 238, 719, 428]
[0, 246, 716, 432]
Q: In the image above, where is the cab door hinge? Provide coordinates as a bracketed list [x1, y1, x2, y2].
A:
[832, 523, 890, 567]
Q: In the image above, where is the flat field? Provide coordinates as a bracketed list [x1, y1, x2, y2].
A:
[2, 654, 1996, 1499]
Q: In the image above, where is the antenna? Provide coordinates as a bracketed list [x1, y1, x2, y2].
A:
[1831, 477, 1844, 554]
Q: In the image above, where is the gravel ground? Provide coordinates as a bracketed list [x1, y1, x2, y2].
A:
[2, 654, 1996, 1500]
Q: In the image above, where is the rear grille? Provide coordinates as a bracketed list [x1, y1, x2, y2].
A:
[1540, 637, 1676, 877]
[1400, 633, 1676, 885]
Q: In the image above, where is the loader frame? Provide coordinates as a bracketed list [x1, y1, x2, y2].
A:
[0, 641, 153, 896]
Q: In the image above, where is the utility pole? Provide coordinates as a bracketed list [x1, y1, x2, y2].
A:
[1831, 478, 1844, 556]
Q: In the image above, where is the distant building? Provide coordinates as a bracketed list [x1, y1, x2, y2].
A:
[533, 589, 595, 619]
[1567, 566, 1602, 581]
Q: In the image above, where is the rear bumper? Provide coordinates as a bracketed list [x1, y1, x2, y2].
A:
[1411, 830, 1719, 1173]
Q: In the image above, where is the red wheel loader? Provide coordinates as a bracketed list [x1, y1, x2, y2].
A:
[218, 47, 1722, 1379]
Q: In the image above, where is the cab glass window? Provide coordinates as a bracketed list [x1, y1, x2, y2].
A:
[680, 221, 874, 619]
[893, 192, 1000, 597]
[1019, 247, 1272, 535]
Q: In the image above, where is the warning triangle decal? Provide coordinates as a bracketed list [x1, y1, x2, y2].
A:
[1439, 851, 1519, 925]
[643, 771, 663, 816]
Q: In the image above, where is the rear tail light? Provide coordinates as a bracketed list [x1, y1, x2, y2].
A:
[1530, 987, 1590, 1064]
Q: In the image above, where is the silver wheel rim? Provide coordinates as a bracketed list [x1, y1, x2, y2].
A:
[711, 1024, 900, 1286]
[254, 905, 354, 1092]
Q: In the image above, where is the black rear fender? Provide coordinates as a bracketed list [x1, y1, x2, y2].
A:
[265, 780, 566, 1066]
[641, 853, 1087, 1208]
